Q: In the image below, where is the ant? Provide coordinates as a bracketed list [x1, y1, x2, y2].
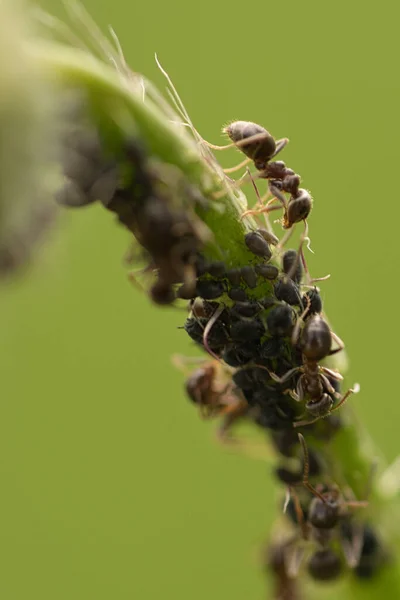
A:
[204, 121, 289, 175]
[268, 303, 358, 426]
[242, 166, 319, 289]
[283, 434, 368, 579]
[175, 356, 250, 441]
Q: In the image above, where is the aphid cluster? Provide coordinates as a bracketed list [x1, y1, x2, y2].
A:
[183, 244, 352, 432]
[56, 104, 210, 304]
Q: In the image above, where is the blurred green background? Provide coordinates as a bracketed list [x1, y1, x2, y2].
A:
[0, 0, 399, 598]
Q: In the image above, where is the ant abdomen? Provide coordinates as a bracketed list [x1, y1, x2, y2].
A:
[224, 121, 276, 168]
[308, 549, 343, 581]
[306, 394, 334, 418]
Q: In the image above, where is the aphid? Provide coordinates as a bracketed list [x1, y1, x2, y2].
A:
[230, 319, 264, 343]
[266, 304, 295, 337]
[194, 255, 209, 276]
[253, 406, 295, 431]
[184, 315, 229, 352]
[274, 278, 302, 306]
[196, 279, 225, 299]
[206, 261, 226, 277]
[244, 230, 272, 259]
[112, 139, 207, 303]
[226, 268, 242, 286]
[283, 249, 303, 284]
[255, 264, 279, 280]
[240, 266, 257, 288]
[221, 345, 251, 367]
[354, 526, 383, 579]
[241, 179, 313, 286]
[257, 228, 280, 246]
[302, 287, 323, 316]
[271, 428, 300, 458]
[228, 287, 248, 302]
[230, 301, 260, 318]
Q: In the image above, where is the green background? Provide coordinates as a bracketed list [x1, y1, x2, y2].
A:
[1, 0, 399, 598]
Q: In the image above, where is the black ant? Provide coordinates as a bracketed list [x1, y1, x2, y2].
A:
[283, 434, 368, 579]
[175, 356, 249, 440]
[204, 121, 289, 176]
[268, 306, 358, 425]
[241, 165, 320, 287]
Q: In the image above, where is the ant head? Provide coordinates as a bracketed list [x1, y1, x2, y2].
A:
[300, 314, 332, 361]
[309, 493, 340, 529]
[283, 190, 312, 229]
[185, 364, 216, 404]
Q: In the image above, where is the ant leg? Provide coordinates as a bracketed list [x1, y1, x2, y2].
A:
[286, 544, 307, 579]
[276, 226, 295, 251]
[320, 367, 343, 382]
[202, 304, 225, 361]
[271, 137, 289, 158]
[247, 168, 275, 234]
[217, 413, 277, 463]
[269, 183, 288, 210]
[342, 521, 365, 568]
[329, 384, 360, 414]
[287, 389, 301, 402]
[171, 354, 209, 376]
[217, 400, 248, 438]
[297, 433, 327, 503]
[240, 199, 281, 221]
[291, 295, 312, 346]
[329, 330, 345, 355]
[268, 366, 302, 384]
[181, 263, 197, 298]
[204, 130, 274, 151]
[319, 373, 339, 396]
[127, 270, 146, 293]
[223, 157, 252, 174]
[288, 486, 308, 540]
[286, 220, 316, 285]
[213, 169, 261, 200]
[294, 385, 359, 428]
[309, 273, 331, 284]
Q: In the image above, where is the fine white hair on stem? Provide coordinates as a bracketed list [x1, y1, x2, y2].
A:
[155, 53, 229, 183]
[33, 8, 89, 51]
[63, 0, 122, 68]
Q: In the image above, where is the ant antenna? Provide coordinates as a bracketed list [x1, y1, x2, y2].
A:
[289, 486, 308, 540]
[202, 304, 225, 361]
[223, 157, 253, 174]
[246, 168, 275, 234]
[297, 434, 326, 503]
